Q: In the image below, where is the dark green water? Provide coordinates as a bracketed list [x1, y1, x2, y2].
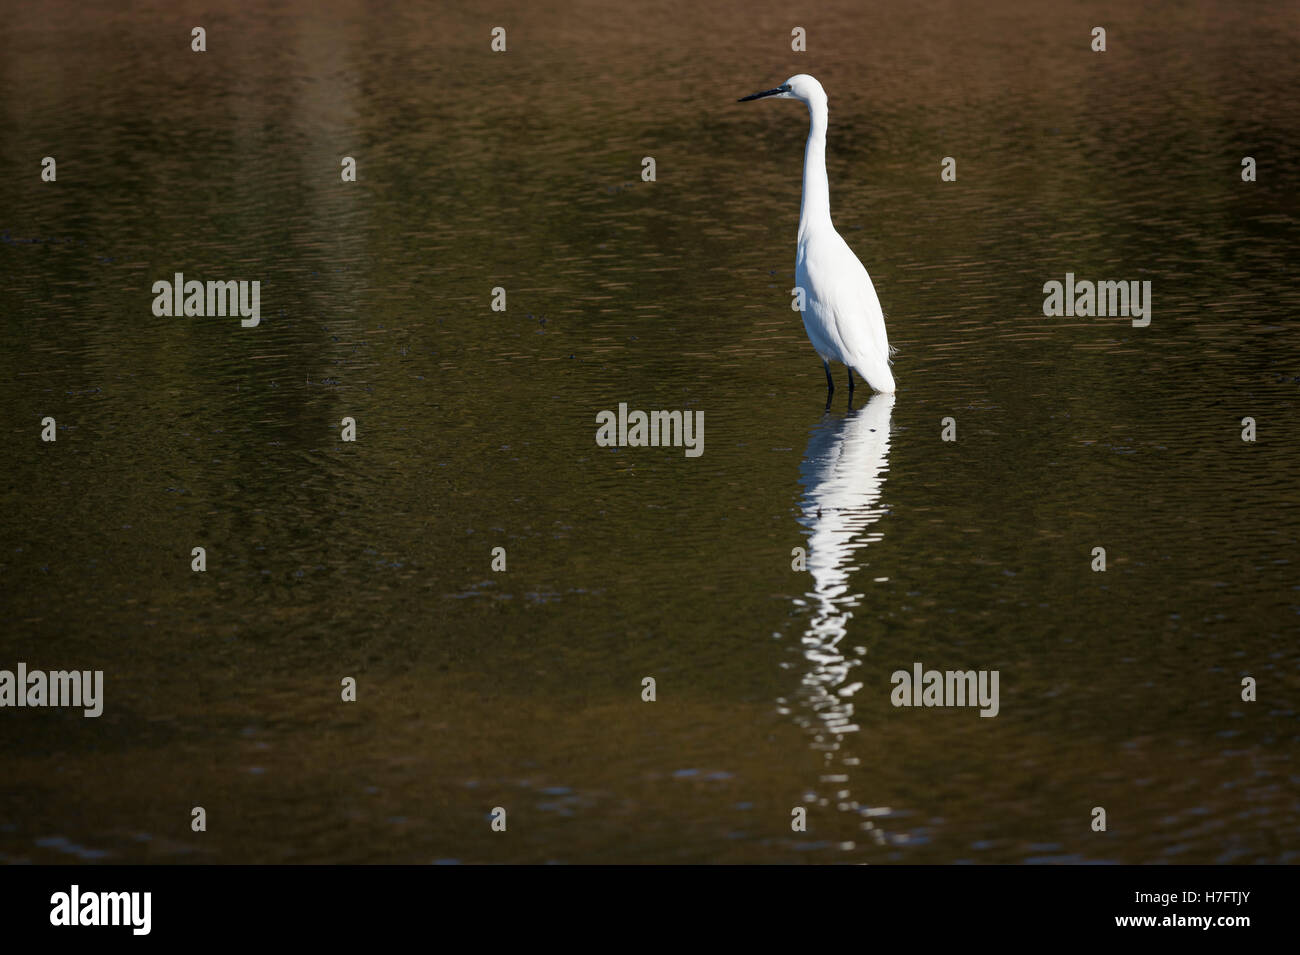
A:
[1, 0, 1297, 863]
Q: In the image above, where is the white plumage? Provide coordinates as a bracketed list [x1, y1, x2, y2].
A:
[741, 74, 895, 394]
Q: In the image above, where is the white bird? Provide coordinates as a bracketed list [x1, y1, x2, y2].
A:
[740, 74, 895, 395]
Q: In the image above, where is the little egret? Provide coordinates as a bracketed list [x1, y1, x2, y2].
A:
[740, 74, 895, 395]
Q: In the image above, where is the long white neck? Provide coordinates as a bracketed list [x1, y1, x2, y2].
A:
[798, 95, 832, 240]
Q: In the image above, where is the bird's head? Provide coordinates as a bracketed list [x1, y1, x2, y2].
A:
[738, 73, 826, 106]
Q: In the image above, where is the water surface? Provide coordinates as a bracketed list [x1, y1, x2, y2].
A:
[1, 0, 1297, 863]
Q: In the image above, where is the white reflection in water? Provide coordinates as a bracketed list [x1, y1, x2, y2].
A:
[787, 393, 895, 844]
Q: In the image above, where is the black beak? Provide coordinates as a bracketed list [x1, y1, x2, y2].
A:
[738, 84, 790, 102]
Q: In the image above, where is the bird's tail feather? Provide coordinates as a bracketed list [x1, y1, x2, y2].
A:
[854, 357, 896, 394]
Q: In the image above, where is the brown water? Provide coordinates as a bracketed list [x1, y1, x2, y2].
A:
[1, 0, 1298, 864]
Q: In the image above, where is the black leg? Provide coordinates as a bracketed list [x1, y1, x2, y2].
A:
[847, 367, 856, 393]
[823, 361, 834, 392]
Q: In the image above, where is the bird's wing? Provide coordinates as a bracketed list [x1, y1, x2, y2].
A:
[826, 236, 894, 388]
